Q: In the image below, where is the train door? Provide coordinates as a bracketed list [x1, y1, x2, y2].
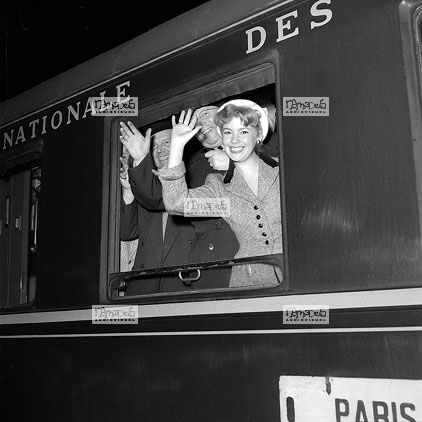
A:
[0, 164, 40, 306]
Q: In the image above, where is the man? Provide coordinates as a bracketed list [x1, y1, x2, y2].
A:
[120, 126, 196, 294]
[120, 148, 139, 272]
[190, 105, 230, 174]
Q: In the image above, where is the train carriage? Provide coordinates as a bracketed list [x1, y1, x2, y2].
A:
[1, 0, 422, 421]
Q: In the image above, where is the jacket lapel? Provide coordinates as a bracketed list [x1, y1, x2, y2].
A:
[258, 159, 279, 201]
[225, 160, 279, 203]
[225, 168, 255, 204]
[161, 214, 180, 263]
[142, 209, 164, 263]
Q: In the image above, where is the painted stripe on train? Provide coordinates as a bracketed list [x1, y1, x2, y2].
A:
[1, 327, 422, 339]
[1, 287, 421, 325]
[1, 0, 295, 127]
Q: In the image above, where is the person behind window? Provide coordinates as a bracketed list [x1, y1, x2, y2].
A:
[120, 116, 240, 290]
[119, 127, 196, 294]
[191, 105, 230, 172]
[154, 100, 283, 287]
[119, 147, 139, 272]
[192, 105, 222, 150]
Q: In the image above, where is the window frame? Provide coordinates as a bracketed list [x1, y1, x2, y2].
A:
[105, 63, 288, 303]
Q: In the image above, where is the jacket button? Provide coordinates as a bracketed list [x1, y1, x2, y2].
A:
[258, 223, 263, 228]
[208, 243, 214, 250]
[256, 215, 261, 220]
[187, 240, 192, 244]
[262, 232, 267, 237]
[141, 264, 145, 268]
[265, 240, 269, 245]
[254, 205, 259, 210]
[140, 242, 144, 246]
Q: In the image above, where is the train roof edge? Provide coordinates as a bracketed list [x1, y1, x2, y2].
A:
[0, 0, 284, 128]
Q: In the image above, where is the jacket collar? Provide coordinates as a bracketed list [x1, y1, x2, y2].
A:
[225, 158, 279, 203]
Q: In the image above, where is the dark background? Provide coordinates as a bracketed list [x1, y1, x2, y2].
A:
[0, 1, 210, 103]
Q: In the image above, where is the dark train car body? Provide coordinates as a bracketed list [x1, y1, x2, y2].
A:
[1, 1, 422, 421]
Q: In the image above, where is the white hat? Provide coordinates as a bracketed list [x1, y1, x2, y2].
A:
[217, 99, 269, 140]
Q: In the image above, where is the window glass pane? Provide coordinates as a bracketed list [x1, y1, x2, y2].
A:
[28, 166, 41, 302]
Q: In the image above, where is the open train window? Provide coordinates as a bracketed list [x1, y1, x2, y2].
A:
[0, 161, 41, 307]
[108, 64, 284, 298]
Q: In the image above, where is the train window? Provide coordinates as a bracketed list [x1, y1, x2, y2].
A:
[109, 64, 285, 298]
[0, 163, 41, 307]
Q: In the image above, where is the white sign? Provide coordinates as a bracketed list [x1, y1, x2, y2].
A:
[279, 375, 422, 422]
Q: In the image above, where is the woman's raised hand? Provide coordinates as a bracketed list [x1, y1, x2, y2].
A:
[171, 109, 201, 147]
[165, 109, 201, 169]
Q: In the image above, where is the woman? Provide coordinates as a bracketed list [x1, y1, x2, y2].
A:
[154, 99, 283, 287]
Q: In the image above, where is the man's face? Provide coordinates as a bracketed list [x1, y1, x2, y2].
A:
[152, 129, 172, 169]
[194, 106, 222, 149]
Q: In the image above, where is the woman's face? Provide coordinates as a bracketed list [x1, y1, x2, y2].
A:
[221, 117, 259, 163]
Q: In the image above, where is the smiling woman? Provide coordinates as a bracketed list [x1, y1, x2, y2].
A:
[154, 100, 282, 288]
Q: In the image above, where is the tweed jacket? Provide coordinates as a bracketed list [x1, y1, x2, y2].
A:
[156, 158, 283, 287]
